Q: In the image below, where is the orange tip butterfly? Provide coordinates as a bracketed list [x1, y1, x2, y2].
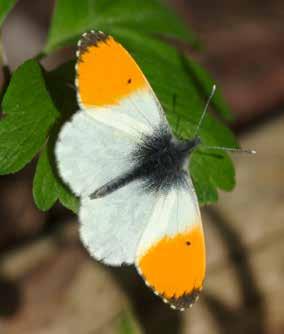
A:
[55, 31, 255, 311]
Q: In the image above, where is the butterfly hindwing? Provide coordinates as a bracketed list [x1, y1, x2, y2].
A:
[79, 179, 157, 265]
[135, 177, 206, 310]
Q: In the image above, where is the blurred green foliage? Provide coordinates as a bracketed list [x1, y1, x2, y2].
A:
[117, 309, 142, 334]
[0, 0, 17, 27]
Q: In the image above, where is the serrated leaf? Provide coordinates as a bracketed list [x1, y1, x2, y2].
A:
[0, 0, 17, 27]
[0, 60, 59, 174]
[45, 0, 197, 53]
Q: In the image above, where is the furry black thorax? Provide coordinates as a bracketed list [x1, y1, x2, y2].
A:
[130, 125, 201, 193]
[90, 124, 201, 199]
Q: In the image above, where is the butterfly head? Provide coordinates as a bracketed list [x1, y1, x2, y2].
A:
[179, 136, 201, 154]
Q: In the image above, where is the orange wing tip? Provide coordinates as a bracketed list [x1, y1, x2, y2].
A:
[137, 267, 202, 311]
[77, 30, 109, 60]
[137, 268, 203, 311]
[76, 31, 149, 107]
[136, 226, 206, 310]
[165, 289, 201, 311]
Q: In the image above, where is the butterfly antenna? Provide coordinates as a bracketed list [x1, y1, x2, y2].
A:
[194, 84, 216, 137]
[195, 85, 256, 154]
[201, 145, 256, 154]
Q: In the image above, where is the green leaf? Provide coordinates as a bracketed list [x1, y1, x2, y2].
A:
[33, 64, 79, 213]
[182, 56, 233, 121]
[45, 0, 197, 53]
[191, 148, 236, 204]
[0, 60, 59, 174]
[33, 147, 58, 211]
[33, 141, 79, 213]
[57, 181, 79, 213]
[190, 156, 218, 204]
[0, 0, 17, 27]
[0, 58, 78, 212]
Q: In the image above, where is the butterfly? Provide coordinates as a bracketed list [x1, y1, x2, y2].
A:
[55, 31, 254, 311]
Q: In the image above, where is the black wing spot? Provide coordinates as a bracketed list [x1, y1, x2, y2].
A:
[127, 78, 132, 84]
[186, 241, 191, 246]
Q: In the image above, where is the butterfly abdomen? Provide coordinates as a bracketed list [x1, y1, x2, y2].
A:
[89, 127, 201, 199]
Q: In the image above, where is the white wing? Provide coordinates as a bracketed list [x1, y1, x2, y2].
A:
[79, 179, 157, 265]
[135, 177, 206, 310]
[86, 89, 166, 132]
[55, 90, 169, 198]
